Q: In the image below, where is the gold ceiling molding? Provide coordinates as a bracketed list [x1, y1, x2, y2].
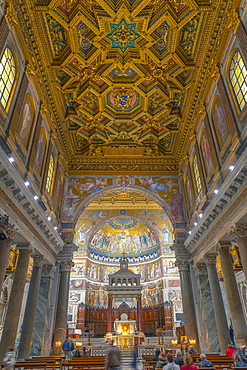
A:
[10, 0, 240, 170]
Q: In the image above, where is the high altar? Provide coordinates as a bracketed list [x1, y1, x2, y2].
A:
[105, 257, 145, 348]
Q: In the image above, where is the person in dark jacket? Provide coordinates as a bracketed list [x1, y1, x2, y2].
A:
[106, 341, 121, 370]
[174, 351, 183, 367]
[152, 349, 161, 361]
[74, 349, 81, 358]
[198, 354, 214, 368]
[234, 353, 247, 367]
[189, 347, 196, 355]
[62, 338, 71, 359]
[237, 346, 247, 363]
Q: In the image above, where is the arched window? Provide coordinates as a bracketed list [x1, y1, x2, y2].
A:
[229, 51, 247, 111]
[45, 155, 54, 194]
[0, 47, 16, 109]
[193, 155, 202, 194]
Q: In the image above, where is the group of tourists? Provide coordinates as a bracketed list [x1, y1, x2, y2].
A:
[152, 350, 214, 370]
[62, 338, 89, 360]
[226, 344, 247, 367]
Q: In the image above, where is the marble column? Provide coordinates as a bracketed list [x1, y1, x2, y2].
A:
[177, 259, 198, 344]
[0, 245, 32, 362]
[0, 220, 17, 292]
[18, 255, 44, 360]
[195, 262, 220, 352]
[229, 224, 247, 279]
[205, 253, 230, 353]
[31, 264, 56, 356]
[52, 260, 74, 353]
[217, 242, 247, 345]
[137, 294, 143, 332]
[189, 263, 208, 353]
[107, 295, 113, 333]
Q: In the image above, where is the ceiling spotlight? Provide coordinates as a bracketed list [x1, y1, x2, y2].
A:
[199, 213, 203, 218]
[24, 181, 30, 187]
[188, 231, 192, 234]
[34, 195, 38, 200]
[47, 216, 52, 221]
[229, 165, 234, 171]
[194, 222, 197, 226]
[214, 189, 219, 194]
[54, 226, 58, 230]
[9, 157, 14, 163]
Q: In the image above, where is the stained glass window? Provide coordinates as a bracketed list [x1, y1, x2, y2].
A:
[193, 155, 202, 194]
[229, 51, 247, 111]
[0, 48, 16, 109]
[45, 155, 54, 194]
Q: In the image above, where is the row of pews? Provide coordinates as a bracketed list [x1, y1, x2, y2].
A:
[143, 353, 241, 370]
[15, 356, 106, 370]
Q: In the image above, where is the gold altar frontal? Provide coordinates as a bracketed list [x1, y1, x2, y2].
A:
[106, 320, 145, 349]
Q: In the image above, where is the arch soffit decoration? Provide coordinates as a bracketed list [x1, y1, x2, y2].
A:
[72, 185, 177, 231]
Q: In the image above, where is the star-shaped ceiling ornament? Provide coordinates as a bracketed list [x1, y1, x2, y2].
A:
[107, 18, 140, 52]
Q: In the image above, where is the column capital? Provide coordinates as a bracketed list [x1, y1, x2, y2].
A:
[42, 264, 56, 278]
[32, 255, 44, 268]
[17, 244, 33, 253]
[216, 241, 232, 251]
[229, 224, 247, 240]
[195, 262, 207, 276]
[205, 252, 218, 266]
[176, 259, 190, 271]
[60, 260, 74, 272]
[0, 214, 18, 240]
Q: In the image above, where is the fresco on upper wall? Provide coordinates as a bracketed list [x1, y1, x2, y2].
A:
[62, 175, 184, 223]
[142, 280, 163, 307]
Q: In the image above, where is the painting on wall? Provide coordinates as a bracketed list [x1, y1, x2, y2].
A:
[147, 261, 162, 280]
[17, 94, 36, 149]
[142, 280, 163, 306]
[33, 125, 47, 176]
[163, 259, 178, 274]
[211, 96, 230, 151]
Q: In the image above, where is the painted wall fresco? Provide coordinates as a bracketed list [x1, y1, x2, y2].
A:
[62, 175, 184, 223]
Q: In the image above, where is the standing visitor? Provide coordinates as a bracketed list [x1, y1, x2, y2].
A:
[3, 348, 16, 370]
[106, 340, 121, 370]
[62, 337, 71, 360]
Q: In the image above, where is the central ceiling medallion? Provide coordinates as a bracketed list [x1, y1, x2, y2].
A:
[107, 18, 140, 52]
[108, 87, 138, 111]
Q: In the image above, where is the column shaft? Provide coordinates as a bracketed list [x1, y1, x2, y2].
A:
[218, 244, 247, 345]
[0, 238, 12, 292]
[0, 247, 31, 361]
[18, 255, 44, 360]
[107, 297, 112, 332]
[52, 262, 73, 349]
[205, 254, 230, 353]
[179, 263, 198, 343]
[137, 297, 143, 332]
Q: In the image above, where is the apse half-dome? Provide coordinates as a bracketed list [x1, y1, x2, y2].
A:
[87, 215, 159, 262]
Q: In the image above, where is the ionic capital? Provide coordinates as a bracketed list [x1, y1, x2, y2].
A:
[229, 224, 247, 240]
[195, 262, 207, 276]
[32, 254, 44, 268]
[176, 259, 190, 272]
[42, 264, 56, 278]
[205, 252, 218, 266]
[216, 241, 232, 252]
[60, 260, 74, 272]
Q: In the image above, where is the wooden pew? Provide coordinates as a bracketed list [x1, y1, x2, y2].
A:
[15, 362, 47, 370]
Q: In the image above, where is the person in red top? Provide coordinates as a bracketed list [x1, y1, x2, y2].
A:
[226, 344, 236, 358]
[181, 354, 198, 370]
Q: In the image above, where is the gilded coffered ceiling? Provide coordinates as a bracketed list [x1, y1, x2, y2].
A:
[14, 0, 234, 171]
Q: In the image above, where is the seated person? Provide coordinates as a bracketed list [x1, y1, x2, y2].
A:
[226, 344, 236, 358]
[163, 354, 180, 370]
[198, 354, 214, 368]
[234, 353, 247, 367]
[156, 353, 167, 369]
[189, 347, 196, 355]
[174, 351, 184, 367]
[181, 354, 197, 370]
